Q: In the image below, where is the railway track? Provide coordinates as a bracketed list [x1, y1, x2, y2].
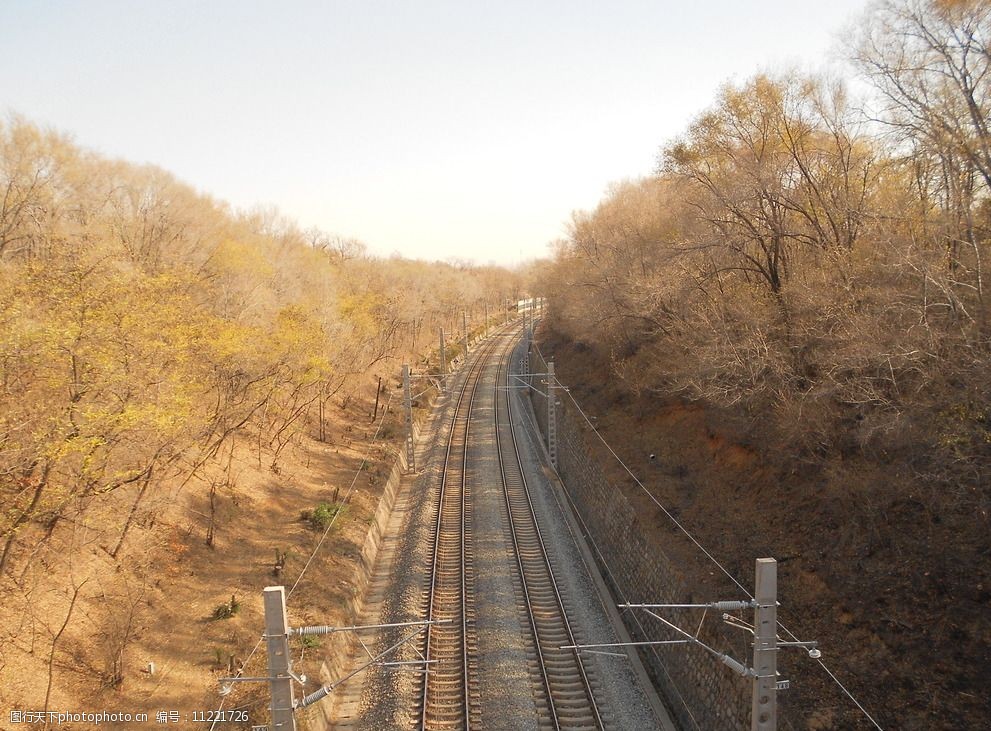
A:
[417, 330, 507, 729]
[494, 339, 607, 730]
[332, 320, 666, 730]
[416, 326, 608, 730]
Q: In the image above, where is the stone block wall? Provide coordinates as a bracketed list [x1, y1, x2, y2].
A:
[530, 345, 755, 731]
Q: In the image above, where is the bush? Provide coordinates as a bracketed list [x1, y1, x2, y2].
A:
[306, 501, 344, 531]
[212, 595, 241, 620]
[297, 634, 321, 649]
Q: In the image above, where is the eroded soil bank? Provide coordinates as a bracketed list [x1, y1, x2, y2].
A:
[538, 328, 990, 731]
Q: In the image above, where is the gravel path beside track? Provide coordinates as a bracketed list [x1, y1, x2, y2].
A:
[329, 327, 674, 730]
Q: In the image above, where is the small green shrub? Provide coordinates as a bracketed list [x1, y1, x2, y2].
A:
[298, 634, 321, 649]
[308, 502, 344, 530]
[212, 595, 241, 620]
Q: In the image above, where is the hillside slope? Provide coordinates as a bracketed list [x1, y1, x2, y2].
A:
[539, 327, 990, 730]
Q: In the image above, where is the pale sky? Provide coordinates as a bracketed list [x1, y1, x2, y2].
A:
[0, 1, 869, 266]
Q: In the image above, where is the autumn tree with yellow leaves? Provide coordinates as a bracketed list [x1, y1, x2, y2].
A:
[0, 118, 521, 582]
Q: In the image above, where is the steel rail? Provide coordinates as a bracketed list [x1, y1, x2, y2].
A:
[419, 326, 508, 730]
[495, 333, 605, 730]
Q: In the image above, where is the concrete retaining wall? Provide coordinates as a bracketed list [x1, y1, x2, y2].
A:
[529, 345, 755, 731]
[302, 415, 420, 730]
[303, 328, 497, 728]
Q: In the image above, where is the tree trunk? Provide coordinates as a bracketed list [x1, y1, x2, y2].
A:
[109, 468, 154, 559]
[371, 376, 382, 423]
[44, 579, 87, 723]
[0, 461, 53, 577]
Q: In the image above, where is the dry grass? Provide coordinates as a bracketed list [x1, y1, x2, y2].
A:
[541, 327, 991, 730]
[0, 375, 408, 728]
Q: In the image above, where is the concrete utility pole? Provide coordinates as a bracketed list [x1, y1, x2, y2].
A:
[402, 364, 415, 472]
[439, 328, 447, 391]
[546, 360, 558, 469]
[522, 317, 531, 387]
[484, 302, 489, 337]
[752, 558, 778, 731]
[585, 556, 815, 731]
[263, 586, 296, 730]
[229, 589, 441, 724]
[462, 310, 469, 357]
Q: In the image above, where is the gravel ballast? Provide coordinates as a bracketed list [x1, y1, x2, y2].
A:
[328, 331, 675, 730]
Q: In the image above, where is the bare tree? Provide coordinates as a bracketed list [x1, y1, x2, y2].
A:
[43, 575, 89, 721]
[852, 0, 990, 318]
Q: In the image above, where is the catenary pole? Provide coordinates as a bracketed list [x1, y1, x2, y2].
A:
[402, 364, 415, 472]
[752, 558, 778, 731]
[263, 586, 296, 730]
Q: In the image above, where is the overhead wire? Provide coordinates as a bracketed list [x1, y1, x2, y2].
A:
[209, 389, 397, 730]
[511, 364, 703, 731]
[207, 323, 500, 726]
[531, 340, 885, 730]
[532, 343, 753, 600]
[288, 390, 396, 599]
[814, 657, 885, 730]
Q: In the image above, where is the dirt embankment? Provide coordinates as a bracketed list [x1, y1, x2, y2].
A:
[0, 375, 414, 728]
[539, 329, 990, 731]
